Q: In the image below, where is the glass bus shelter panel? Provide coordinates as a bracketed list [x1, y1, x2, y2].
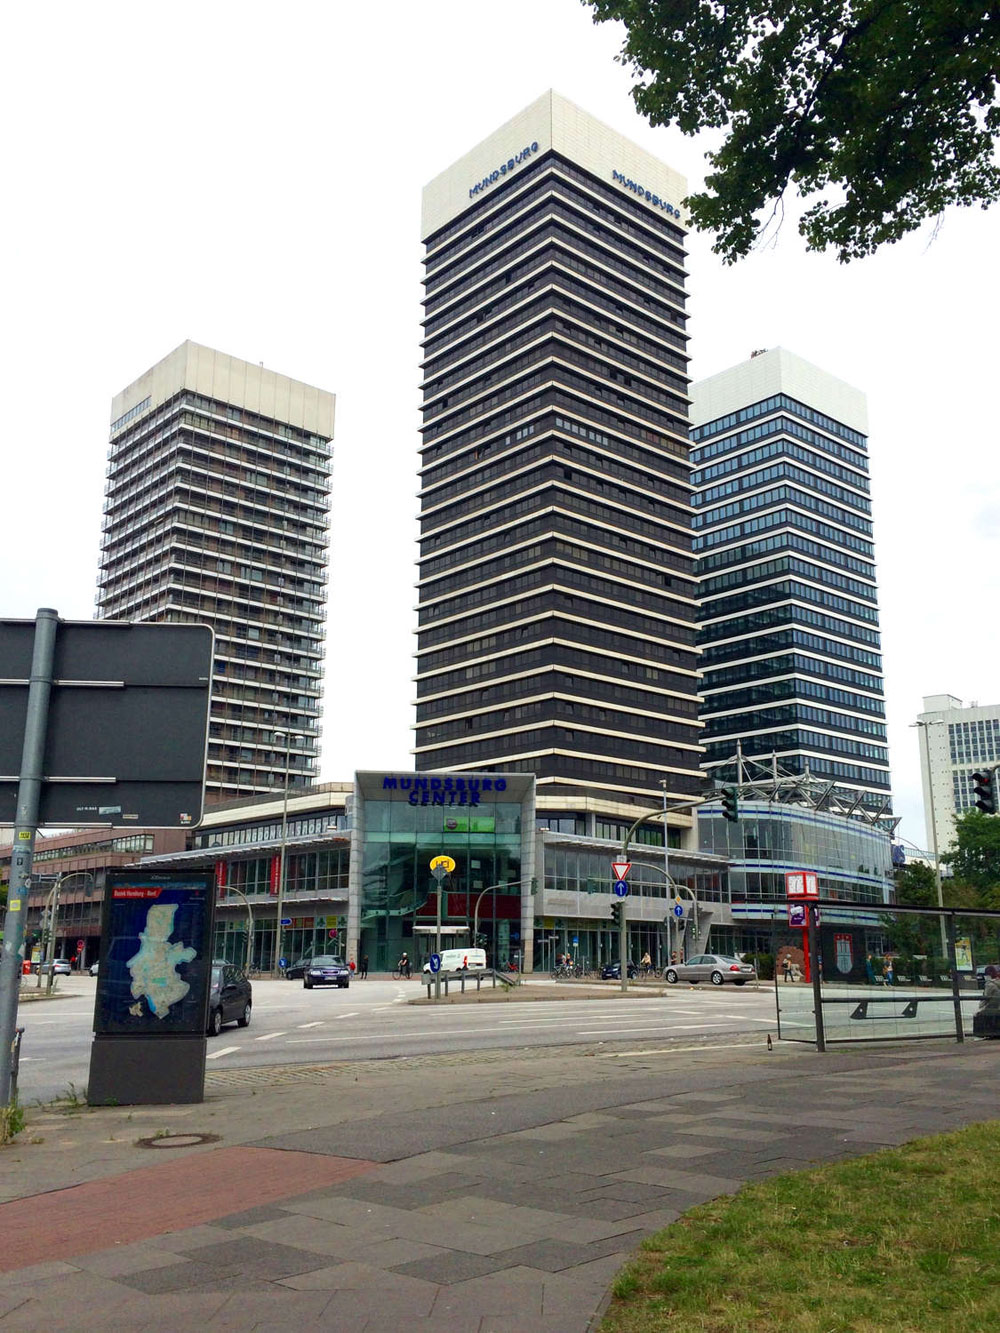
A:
[775, 983, 817, 1044]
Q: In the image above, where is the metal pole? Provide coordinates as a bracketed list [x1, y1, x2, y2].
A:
[807, 904, 826, 1053]
[661, 782, 670, 966]
[271, 731, 291, 976]
[945, 914, 965, 1044]
[0, 608, 59, 1106]
[916, 720, 948, 957]
[432, 865, 447, 1000]
[225, 885, 255, 973]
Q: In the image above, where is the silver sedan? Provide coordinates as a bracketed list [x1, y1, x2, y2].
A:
[664, 954, 756, 986]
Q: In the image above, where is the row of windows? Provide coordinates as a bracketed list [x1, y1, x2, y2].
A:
[691, 429, 869, 493]
[420, 562, 691, 632]
[694, 484, 873, 536]
[483, 753, 703, 795]
[422, 260, 687, 377]
[33, 834, 156, 863]
[695, 459, 870, 517]
[699, 601, 881, 648]
[709, 725, 889, 764]
[420, 509, 692, 587]
[427, 169, 686, 296]
[948, 717, 1000, 766]
[701, 674, 886, 718]
[418, 724, 695, 765]
[694, 505, 875, 559]
[702, 652, 884, 697]
[423, 431, 689, 521]
[701, 579, 880, 627]
[417, 616, 696, 676]
[418, 669, 697, 723]
[691, 411, 868, 479]
[423, 239, 687, 349]
[691, 394, 867, 451]
[702, 700, 887, 741]
[425, 203, 687, 318]
[701, 554, 876, 606]
[421, 475, 692, 559]
[697, 529, 875, 583]
[419, 697, 699, 748]
[701, 626, 883, 672]
[418, 641, 698, 701]
[419, 588, 697, 652]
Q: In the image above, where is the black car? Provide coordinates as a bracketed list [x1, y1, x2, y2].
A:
[600, 960, 638, 980]
[208, 963, 252, 1036]
[303, 955, 351, 989]
[284, 956, 312, 980]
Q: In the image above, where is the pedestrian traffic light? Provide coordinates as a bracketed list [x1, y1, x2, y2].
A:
[721, 785, 739, 823]
[610, 900, 622, 928]
[972, 769, 998, 815]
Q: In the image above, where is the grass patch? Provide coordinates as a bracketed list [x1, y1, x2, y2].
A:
[600, 1121, 1000, 1333]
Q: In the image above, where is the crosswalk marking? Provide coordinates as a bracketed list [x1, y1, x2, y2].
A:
[206, 1045, 239, 1059]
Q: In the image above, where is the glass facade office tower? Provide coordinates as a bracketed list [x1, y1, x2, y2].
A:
[917, 693, 1000, 852]
[415, 91, 702, 816]
[691, 349, 891, 808]
[97, 341, 335, 799]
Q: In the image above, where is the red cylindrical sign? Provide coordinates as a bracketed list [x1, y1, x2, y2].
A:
[269, 856, 279, 894]
[215, 859, 227, 888]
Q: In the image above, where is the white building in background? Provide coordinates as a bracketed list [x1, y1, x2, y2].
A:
[917, 694, 1000, 853]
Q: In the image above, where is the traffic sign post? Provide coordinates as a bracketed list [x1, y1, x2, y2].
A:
[673, 903, 684, 919]
[612, 880, 629, 899]
[428, 953, 441, 974]
[429, 856, 455, 1001]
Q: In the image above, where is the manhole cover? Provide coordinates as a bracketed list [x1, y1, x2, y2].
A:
[136, 1132, 221, 1149]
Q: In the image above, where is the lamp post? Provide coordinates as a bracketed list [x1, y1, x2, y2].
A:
[270, 730, 293, 976]
[471, 879, 531, 965]
[37, 871, 94, 992]
[912, 718, 948, 955]
[224, 884, 255, 974]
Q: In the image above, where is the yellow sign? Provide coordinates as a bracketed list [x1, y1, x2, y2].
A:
[430, 855, 456, 874]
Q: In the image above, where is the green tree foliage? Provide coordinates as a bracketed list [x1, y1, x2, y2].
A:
[585, 0, 1000, 261]
[943, 809, 1000, 902]
[893, 860, 938, 908]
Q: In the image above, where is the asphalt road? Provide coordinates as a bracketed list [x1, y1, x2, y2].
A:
[14, 972, 780, 1104]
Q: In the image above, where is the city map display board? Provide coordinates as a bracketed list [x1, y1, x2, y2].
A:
[93, 871, 214, 1036]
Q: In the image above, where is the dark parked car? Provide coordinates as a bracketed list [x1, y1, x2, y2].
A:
[303, 955, 351, 989]
[600, 960, 638, 980]
[284, 956, 312, 980]
[208, 963, 252, 1035]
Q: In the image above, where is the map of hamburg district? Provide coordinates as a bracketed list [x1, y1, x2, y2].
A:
[126, 903, 197, 1018]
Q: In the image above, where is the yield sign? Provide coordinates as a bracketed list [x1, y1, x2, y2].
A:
[611, 861, 631, 881]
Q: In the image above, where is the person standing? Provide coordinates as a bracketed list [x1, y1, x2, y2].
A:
[360, 953, 369, 979]
[399, 951, 410, 979]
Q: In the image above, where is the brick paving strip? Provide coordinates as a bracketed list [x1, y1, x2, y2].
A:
[0, 1146, 377, 1272]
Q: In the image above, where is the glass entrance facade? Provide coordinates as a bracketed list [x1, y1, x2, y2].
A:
[356, 773, 535, 972]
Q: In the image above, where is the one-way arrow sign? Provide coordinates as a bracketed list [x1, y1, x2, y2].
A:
[611, 861, 631, 881]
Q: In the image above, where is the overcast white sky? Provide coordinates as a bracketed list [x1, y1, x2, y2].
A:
[3, 1, 997, 851]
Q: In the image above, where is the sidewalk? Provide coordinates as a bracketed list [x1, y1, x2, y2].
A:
[1, 1035, 997, 1331]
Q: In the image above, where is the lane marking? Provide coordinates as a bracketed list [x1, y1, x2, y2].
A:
[577, 1022, 737, 1035]
[206, 1046, 239, 1059]
[254, 1031, 287, 1042]
[297, 1022, 325, 1029]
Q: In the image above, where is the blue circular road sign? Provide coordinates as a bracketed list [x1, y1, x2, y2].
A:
[428, 953, 442, 973]
[673, 904, 684, 918]
[613, 881, 629, 898]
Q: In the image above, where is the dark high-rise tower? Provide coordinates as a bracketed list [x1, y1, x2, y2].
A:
[414, 92, 702, 816]
[98, 341, 335, 799]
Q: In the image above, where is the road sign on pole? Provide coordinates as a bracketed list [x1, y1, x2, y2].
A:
[613, 880, 629, 898]
[672, 903, 684, 918]
[611, 861, 631, 881]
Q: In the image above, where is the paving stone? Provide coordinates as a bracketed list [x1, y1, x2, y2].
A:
[206, 1287, 336, 1328]
[487, 1232, 644, 1273]
[0, 1260, 81, 1289]
[555, 1197, 655, 1222]
[392, 1248, 508, 1285]
[278, 1260, 438, 1307]
[239, 1213, 360, 1257]
[677, 1123, 784, 1143]
[608, 1165, 741, 1195]
[430, 1264, 547, 1318]
[145, 1223, 235, 1252]
[212, 1203, 292, 1229]
[72, 1244, 189, 1278]
[165, 1235, 329, 1280]
[645, 1142, 721, 1159]
[114, 1260, 246, 1294]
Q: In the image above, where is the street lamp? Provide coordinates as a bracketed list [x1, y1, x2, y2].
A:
[471, 879, 532, 964]
[270, 730, 293, 976]
[37, 871, 94, 992]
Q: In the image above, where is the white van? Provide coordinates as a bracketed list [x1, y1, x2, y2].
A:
[422, 947, 487, 975]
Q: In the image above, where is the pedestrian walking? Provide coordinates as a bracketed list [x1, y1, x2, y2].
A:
[360, 953, 369, 979]
[783, 955, 795, 983]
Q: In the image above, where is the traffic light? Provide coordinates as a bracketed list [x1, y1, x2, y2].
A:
[610, 899, 623, 928]
[972, 769, 998, 815]
[721, 785, 740, 823]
